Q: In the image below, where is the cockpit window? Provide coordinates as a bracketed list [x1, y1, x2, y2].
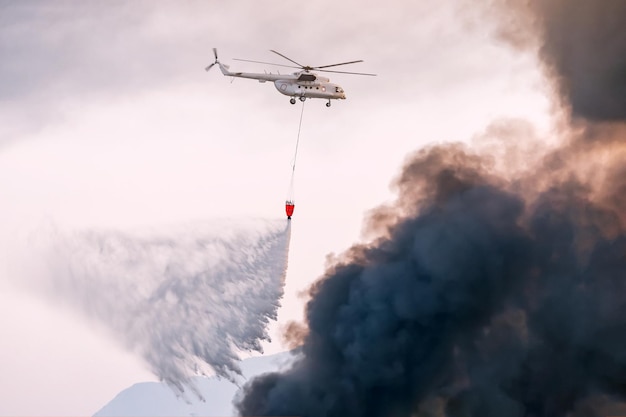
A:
[297, 73, 316, 82]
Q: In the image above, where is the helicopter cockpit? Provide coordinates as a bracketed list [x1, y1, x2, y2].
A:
[297, 73, 317, 82]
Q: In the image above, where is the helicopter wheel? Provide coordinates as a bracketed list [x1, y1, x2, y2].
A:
[290, 98, 296, 105]
[299, 96, 306, 102]
[326, 101, 331, 107]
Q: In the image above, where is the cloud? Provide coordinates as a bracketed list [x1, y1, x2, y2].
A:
[0, 1, 513, 144]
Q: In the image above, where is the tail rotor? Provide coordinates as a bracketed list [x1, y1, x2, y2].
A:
[205, 48, 219, 72]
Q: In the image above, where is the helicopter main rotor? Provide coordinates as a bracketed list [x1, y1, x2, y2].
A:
[233, 50, 376, 76]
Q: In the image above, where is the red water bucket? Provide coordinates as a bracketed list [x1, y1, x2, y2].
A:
[285, 201, 295, 219]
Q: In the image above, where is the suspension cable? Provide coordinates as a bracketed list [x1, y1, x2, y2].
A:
[291, 100, 305, 173]
[285, 100, 305, 219]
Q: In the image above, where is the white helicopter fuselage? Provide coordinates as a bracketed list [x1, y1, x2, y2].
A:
[218, 62, 346, 100]
[274, 78, 346, 100]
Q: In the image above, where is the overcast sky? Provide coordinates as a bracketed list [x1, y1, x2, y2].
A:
[0, 1, 553, 415]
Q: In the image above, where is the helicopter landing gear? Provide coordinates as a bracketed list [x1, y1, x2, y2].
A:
[326, 100, 331, 107]
[290, 97, 296, 105]
[299, 96, 306, 102]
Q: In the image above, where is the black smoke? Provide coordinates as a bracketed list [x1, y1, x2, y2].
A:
[235, 0, 626, 415]
[236, 141, 626, 417]
[498, 0, 626, 122]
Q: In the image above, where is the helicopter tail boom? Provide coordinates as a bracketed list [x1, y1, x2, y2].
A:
[218, 62, 231, 75]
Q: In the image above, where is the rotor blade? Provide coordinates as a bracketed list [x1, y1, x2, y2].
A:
[205, 63, 216, 71]
[316, 68, 377, 76]
[213, 48, 218, 60]
[232, 58, 300, 69]
[315, 60, 364, 69]
[269, 50, 305, 68]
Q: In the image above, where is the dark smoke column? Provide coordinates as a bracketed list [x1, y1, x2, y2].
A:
[236, 150, 535, 417]
[237, 141, 626, 416]
[509, 0, 626, 121]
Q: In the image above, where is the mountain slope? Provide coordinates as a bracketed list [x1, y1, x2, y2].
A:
[94, 351, 295, 417]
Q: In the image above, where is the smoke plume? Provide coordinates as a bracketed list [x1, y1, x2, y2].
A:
[23, 219, 290, 398]
[235, 1, 626, 416]
[495, 0, 626, 122]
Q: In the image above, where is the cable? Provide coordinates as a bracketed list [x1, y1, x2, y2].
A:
[285, 100, 305, 218]
[291, 100, 305, 173]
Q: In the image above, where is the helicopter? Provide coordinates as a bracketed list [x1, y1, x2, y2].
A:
[205, 48, 376, 107]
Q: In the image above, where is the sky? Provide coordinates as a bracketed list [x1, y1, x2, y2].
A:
[0, 1, 553, 415]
